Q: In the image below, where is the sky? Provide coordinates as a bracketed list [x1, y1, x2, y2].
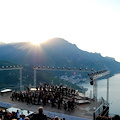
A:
[0, 0, 120, 61]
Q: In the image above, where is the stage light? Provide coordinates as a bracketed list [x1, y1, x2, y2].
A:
[88, 73, 90, 76]
[91, 68, 94, 71]
[90, 77, 93, 85]
[62, 67, 65, 69]
[90, 80, 93, 85]
[68, 67, 70, 70]
[89, 69, 109, 85]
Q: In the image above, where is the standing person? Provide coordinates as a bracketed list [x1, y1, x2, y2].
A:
[51, 95, 55, 107]
[30, 107, 47, 120]
[67, 99, 71, 111]
[19, 114, 25, 120]
[63, 101, 67, 111]
[43, 95, 46, 106]
[11, 111, 17, 120]
[16, 110, 20, 118]
[57, 98, 61, 109]
[26, 86, 30, 93]
[4, 111, 11, 120]
[0, 110, 3, 119]
[38, 92, 40, 104]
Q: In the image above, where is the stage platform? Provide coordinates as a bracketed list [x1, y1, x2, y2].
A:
[0, 92, 94, 120]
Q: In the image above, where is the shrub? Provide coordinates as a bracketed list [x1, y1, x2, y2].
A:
[96, 116, 112, 120]
[96, 115, 101, 120]
[112, 115, 120, 120]
[107, 117, 112, 120]
[101, 116, 108, 120]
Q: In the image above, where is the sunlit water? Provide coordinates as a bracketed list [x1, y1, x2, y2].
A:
[80, 73, 120, 116]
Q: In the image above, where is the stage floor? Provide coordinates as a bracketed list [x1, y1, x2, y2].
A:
[0, 92, 93, 119]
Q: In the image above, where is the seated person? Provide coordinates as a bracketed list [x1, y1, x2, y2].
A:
[30, 107, 47, 120]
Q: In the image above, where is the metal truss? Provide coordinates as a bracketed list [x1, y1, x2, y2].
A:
[0, 65, 23, 91]
[33, 66, 94, 87]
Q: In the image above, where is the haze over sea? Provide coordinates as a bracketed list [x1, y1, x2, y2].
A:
[81, 73, 120, 116]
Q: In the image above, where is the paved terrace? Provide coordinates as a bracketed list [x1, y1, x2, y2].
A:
[0, 92, 94, 120]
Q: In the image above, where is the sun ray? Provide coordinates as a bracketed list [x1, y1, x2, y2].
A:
[30, 40, 46, 45]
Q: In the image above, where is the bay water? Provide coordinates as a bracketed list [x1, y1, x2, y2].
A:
[81, 73, 120, 116]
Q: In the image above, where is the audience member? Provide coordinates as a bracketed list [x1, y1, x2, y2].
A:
[54, 116, 60, 120]
[30, 107, 47, 120]
[25, 117, 30, 120]
[16, 109, 20, 118]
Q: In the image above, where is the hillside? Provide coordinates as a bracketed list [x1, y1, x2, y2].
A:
[0, 38, 120, 75]
[0, 38, 120, 90]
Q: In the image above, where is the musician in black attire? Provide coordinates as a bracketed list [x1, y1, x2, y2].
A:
[63, 101, 67, 111]
[67, 99, 71, 111]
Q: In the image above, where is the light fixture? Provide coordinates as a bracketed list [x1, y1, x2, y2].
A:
[91, 68, 94, 71]
[74, 67, 76, 70]
[68, 67, 70, 70]
[62, 67, 65, 69]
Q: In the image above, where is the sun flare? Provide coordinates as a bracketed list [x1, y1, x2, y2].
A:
[30, 40, 45, 45]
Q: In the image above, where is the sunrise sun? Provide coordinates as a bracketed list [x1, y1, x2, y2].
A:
[30, 40, 46, 45]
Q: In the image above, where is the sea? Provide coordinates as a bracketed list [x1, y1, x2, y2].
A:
[80, 73, 120, 116]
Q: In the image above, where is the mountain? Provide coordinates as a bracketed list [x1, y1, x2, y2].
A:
[0, 38, 120, 75]
[0, 42, 5, 45]
[0, 60, 15, 66]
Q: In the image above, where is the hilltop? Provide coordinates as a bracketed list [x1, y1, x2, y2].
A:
[0, 38, 120, 75]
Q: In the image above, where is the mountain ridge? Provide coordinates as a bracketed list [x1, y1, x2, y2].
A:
[0, 38, 120, 75]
